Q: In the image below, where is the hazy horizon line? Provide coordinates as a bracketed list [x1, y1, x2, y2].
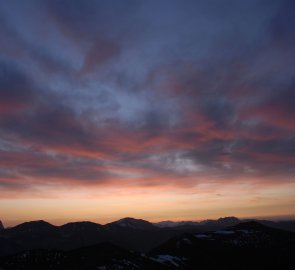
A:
[2, 214, 295, 228]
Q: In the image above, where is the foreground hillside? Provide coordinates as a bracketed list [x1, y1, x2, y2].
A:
[0, 221, 294, 269]
[150, 221, 295, 269]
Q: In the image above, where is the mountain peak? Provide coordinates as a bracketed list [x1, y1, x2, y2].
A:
[217, 216, 240, 225]
[23, 220, 52, 226]
[117, 217, 144, 222]
[111, 217, 156, 230]
[0, 220, 4, 230]
[61, 221, 103, 231]
[12, 220, 55, 231]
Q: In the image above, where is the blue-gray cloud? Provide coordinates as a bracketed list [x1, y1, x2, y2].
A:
[0, 0, 294, 195]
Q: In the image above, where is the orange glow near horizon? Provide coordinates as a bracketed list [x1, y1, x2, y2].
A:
[1, 180, 294, 227]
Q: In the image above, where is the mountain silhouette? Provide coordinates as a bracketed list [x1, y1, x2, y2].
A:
[107, 217, 157, 230]
[0, 220, 294, 269]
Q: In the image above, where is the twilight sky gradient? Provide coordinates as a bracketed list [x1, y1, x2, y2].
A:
[0, 0, 295, 226]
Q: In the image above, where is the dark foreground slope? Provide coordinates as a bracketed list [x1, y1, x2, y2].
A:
[0, 242, 168, 270]
[0, 221, 294, 269]
[149, 221, 295, 269]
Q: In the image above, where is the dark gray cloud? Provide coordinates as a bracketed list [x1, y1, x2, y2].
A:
[0, 59, 35, 108]
[0, 0, 294, 194]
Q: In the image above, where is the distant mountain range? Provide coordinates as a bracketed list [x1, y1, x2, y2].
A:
[154, 216, 241, 228]
[0, 216, 295, 257]
[0, 219, 294, 269]
[154, 216, 295, 232]
[0, 217, 172, 256]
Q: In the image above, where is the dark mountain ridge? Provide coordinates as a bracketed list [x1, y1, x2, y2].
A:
[0, 218, 172, 255]
[0, 221, 294, 269]
[0, 217, 294, 257]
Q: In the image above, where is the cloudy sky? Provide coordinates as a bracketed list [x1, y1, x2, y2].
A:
[0, 0, 294, 226]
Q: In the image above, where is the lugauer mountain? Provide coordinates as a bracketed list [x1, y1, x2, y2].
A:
[107, 217, 157, 230]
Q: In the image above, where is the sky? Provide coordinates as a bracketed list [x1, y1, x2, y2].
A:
[0, 0, 294, 226]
